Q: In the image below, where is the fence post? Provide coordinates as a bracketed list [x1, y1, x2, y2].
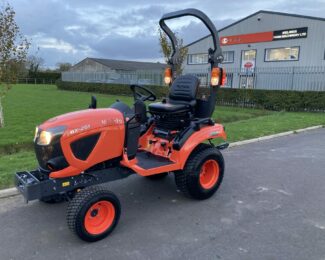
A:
[290, 66, 295, 90]
[0, 98, 3, 128]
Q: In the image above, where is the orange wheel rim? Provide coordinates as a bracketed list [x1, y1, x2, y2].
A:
[199, 159, 220, 189]
[84, 200, 115, 235]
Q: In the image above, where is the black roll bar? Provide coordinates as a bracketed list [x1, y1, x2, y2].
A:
[159, 8, 224, 69]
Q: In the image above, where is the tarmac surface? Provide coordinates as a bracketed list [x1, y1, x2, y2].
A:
[0, 128, 324, 260]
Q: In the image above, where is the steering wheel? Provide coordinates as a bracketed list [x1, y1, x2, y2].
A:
[130, 85, 157, 102]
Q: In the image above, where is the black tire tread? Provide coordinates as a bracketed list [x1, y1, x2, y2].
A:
[66, 185, 120, 241]
[175, 145, 224, 200]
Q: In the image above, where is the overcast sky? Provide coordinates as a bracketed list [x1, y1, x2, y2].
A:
[6, 0, 325, 68]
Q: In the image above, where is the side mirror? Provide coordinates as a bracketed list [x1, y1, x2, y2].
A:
[88, 95, 97, 109]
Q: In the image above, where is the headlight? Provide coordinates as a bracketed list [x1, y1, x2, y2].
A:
[36, 126, 66, 146]
[34, 126, 39, 142]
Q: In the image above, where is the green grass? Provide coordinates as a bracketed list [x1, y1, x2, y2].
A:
[0, 84, 324, 188]
[0, 84, 133, 153]
[225, 112, 324, 142]
[0, 151, 36, 189]
[0, 84, 272, 154]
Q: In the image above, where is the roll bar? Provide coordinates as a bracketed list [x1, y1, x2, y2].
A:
[159, 8, 224, 69]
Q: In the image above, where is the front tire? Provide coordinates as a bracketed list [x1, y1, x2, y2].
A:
[66, 185, 121, 242]
[175, 147, 224, 200]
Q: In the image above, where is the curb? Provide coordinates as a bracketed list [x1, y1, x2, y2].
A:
[0, 125, 323, 200]
[0, 187, 18, 199]
[229, 125, 323, 148]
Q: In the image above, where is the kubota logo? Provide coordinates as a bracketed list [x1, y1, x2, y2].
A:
[221, 38, 228, 44]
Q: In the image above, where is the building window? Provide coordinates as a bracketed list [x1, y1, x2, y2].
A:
[222, 51, 234, 63]
[187, 53, 208, 65]
[265, 47, 299, 62]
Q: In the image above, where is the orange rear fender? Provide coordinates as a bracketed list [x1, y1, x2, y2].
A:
[172, 124, 226, 169]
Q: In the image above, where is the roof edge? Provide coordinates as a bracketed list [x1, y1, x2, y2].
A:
[185, 10, 325, 48]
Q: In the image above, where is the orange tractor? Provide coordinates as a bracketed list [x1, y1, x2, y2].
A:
[15, 8, 228, 242]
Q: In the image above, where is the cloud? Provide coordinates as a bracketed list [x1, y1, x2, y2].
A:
[7, 0, 325, 67]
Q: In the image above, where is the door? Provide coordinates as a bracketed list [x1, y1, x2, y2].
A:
[240, 50, 256, 89]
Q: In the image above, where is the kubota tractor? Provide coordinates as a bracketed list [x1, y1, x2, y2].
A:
[15, 8, 228, 242]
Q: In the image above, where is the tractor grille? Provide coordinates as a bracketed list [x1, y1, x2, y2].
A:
[34, 136, 66, 171]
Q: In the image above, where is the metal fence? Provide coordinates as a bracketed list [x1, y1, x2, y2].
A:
[14, 78, 57, 84]
[61, 66, 325, 91]
[184, 66, 325, 91]
[62, 70, 164, 86]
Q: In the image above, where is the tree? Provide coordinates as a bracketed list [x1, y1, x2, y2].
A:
[26, 54, 44, 78]
[56, 62, 72, 72]
[158, 28, 188, 76]
[0, 3, 30, 127]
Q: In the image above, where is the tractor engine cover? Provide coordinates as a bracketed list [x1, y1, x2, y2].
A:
[34, 108, 125, 177]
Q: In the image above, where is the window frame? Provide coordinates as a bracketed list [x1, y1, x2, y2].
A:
[240, 49, 257, 69]
[264, 46, 300, 62]
[187, 53, 209, 65]
[222, 51, 235, 64]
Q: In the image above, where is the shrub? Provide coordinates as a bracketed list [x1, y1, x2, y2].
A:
[56, 80, 325, 112]
[56, 80, 168, 98]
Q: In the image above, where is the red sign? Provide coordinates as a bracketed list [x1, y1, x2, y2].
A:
[244, 62, 254, 68]
[220, 27, 308, 46]
[220, 31, 273, 46]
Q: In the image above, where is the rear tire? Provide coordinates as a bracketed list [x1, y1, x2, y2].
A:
[145, 172, 168, 180]
[66, 185, 121, 242]
[175, 147, 224, 200]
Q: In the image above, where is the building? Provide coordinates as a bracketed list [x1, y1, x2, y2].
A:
[63, 58, 166, 85]
[184, 10, 325, 91]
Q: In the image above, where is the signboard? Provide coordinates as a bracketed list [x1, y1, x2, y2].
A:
[241, 60, 255, 71]
[273, 27, 308, 41]
[220, 27, 308, 46]
[244, 61, 254, 69]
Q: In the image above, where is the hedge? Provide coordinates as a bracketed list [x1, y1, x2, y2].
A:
[30, 72, 61, 80]
[56, 80, 169, 98]
[56, 80, 325, 112]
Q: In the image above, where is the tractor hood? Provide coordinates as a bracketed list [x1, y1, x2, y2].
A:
[38, 108, 125, 138]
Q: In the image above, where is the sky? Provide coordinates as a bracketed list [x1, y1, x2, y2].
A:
[5, 0, 325, 68]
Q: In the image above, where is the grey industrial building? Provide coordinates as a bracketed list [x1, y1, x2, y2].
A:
[183, 10, 325, 91]
[63, 58, 166, 85]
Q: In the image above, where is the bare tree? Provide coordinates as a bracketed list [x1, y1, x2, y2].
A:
[27, 54, 44, 78]
[56, 62, 72, 72]
[158, 28, 188, 76]
[0, 3, 30, 127]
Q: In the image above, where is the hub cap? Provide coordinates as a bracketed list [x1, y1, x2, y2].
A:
[84, 200, 115, 235]
[199, 159, 220, 189]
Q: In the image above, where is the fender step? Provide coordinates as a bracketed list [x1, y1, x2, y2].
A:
[216, 142, 229, 150]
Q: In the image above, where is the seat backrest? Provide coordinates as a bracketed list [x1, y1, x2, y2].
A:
[169, 75, 199, 104]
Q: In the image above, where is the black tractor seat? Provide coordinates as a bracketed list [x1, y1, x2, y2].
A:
[148, 75, 199, 114]
[148, 75, 200, 130]
[148, 102, 191, 114]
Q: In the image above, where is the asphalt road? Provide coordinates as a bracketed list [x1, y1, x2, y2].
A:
[1, 128, 325, 260]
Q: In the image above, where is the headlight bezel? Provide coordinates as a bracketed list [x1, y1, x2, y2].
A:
[35, 126, 66, 146]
